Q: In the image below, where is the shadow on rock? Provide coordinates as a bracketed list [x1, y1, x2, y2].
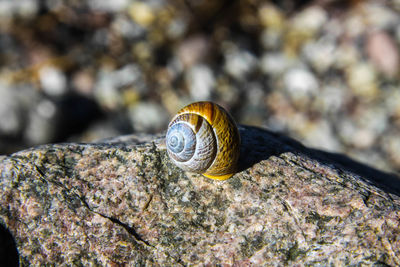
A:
[237, 125, 400, 197]
[0, 224, 19, 267]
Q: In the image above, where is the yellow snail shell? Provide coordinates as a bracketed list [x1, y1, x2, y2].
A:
[166, 101, 240, 180]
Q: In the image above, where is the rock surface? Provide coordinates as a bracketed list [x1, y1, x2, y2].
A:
[0, 126, 400, 266]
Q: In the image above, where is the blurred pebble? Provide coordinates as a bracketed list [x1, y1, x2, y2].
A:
[301, 120, 341, 152]
[260, 52, 292, 76]
[186, 64, 215, 101]
[396, 24, 400, 43]
[265, 91, 293, 119]
[111, 15, 146, 39]
[92, 28, 111, 49]
[247, 82, 265, 106]
[324, 18, 343, 41]
[346, 62, 378, 99]
[260, 29, 282, 50]
[348, 149, 390, 173]
[165, 57, 183, 81]
[132, 42, 153, 63]
[128, 2, 155, 27]
[283, 67, 319, 104]
[44, 0, 63, 11]
[24, 99, 57, 144]
[224, 46, 257, 80]
[0, 0, 38, 18]
[79, 120, 121, 142]
[291, 6, 327, 34]
[94, 74, 120, 110]
[160, 86, 181, 115]
[366, 31, 399, 78]
[128, 102, 168, 132]
[239, 83, 267, 125]
[37, 99, 57, 119]
[215, 78, 240, 104]
[258, 4, 285, 30]
[363, 2, 399, 30]
[314, 83, 346, 114]
[0, 85, 22, 135]
[285, 112, 309, 135]
[284, 6, 328, 57]
[177, 35, 210, 68]
[302, 37, 336, 73]
[353, 129, 376, 149]
[334, 43, 361, 69]
[356, 105, 388, 135]
[343, 12, 365, 38]
[94, 64, 146, 109]
[122, 89, 140, 107]
[382, 131, 400, 167]
[384, 87, 400, 122]
[167, 18, 187, 39]
[72, 70, 94, 96]
[39, 66, 68, 96]
[88, 0, 129, 12]
[337, 116, 378, 149]
[337, 117, 361, 147]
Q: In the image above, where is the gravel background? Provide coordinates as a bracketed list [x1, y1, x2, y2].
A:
[0, 0, 399, 174]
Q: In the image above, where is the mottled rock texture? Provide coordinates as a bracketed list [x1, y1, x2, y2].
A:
[0, 126, 400, 266]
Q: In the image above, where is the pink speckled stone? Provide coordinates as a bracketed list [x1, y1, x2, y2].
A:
[0, 128, 399, 266]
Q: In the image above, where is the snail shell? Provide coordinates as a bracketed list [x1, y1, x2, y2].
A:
[166, 101, 240, 180]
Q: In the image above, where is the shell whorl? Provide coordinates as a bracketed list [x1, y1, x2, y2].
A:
[166, 101, 240, 180]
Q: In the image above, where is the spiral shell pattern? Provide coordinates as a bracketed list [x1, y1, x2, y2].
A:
[166, 102, 240, 180]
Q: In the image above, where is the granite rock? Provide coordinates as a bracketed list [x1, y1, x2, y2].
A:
[0, 126, 399, 266]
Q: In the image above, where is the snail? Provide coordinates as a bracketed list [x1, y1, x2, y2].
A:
[166, 101, 240, 180]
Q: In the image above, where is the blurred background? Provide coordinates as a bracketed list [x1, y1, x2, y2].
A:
[0, 0, 399, 174]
